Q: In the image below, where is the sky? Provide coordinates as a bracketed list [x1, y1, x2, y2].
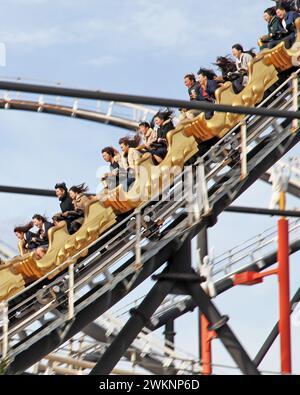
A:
[1, 0, 300, 374]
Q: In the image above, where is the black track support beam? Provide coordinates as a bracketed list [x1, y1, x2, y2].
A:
[187, 282, 260, 375]
[1, 80, 300, 120]
[225, 206, 300, 218]
[149, 239, 300, 333]
[89, 238, 192, 375]
[254, 287, 300, 367]
[0, 185, 55, 197]
[164, 320, 176, 351]
[90, 237, 259, 375]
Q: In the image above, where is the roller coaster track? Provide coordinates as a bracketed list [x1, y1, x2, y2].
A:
[0, 77, 156, 131]
[2, 65, 300, 374]
[40, 310, 199, 375]
[28, 307, 198, 375]
[0, 241, 186, 375]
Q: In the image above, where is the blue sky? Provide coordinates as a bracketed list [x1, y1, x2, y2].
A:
[1, 0, 300, 374]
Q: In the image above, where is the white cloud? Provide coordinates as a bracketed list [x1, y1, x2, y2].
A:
[0, 0, 266, 57]
[83, 55, 119, 67]
[1, 27, 62, 48]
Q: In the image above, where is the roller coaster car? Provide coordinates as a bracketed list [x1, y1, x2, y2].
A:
[2, 20, 300, 303]
[182, 18, 300, 143]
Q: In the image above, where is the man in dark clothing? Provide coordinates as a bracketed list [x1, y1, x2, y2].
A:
[184, 74, 201, 101]
[55, 182, 74, 213]
[179, 74, 202, 121]
[54, 182, 79, 233]
[276, 5, 299, 47]
[272, 1, 300, 12]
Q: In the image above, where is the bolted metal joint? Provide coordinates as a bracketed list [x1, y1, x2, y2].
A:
[129, 308, 150, 325]
[208, 315, 229, 332]
[152, 273, 207, 283]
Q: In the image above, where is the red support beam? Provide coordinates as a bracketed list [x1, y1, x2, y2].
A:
[200, 315, 216, 375]
[278, 218, 292, 374]
[234, 269, 278, 286]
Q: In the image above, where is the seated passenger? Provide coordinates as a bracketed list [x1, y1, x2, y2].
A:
[101, 147, 120, 190]
[185, 73, 202, 101]
[54, 182, 76, 233]
[259, 7, 286, 50]
[68, 183, 91, 233]
[231, 44, 255, 92]
[197, 68, 219, 103]
[52, 214, 63, 226]
[32, 214, 54, 248]
[34, 246, 48, 260]
[147, 111, 174, 164]
[55, 182, 74, 214]
[119, 135, 141, 190]
[276, 4, 299, 47]
[272, 0, 300, 12]
[197, 68, 220, 119]
[213, 56, 243, 94]
[14, 223, 39, 252]
[179, 74, 203, 121]
[137, 122, 158, 149]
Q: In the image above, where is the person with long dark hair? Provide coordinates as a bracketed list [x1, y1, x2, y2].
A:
[197, 68, 219, 102]
[213, 55, 238, 86]
[214, 56, 237, 82]
[66, 183, 91, 233]
[214, 55, 246, 94]
[32, 214, 53, 247]
[147, 110, 174, 164]
[69, 183, 90, 212]
[14, 222, 39, 252]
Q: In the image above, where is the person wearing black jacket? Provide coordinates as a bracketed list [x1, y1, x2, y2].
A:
[184, 74, 202, 101]
[55, 182, 74, 213]
[148, 111, 174, 164]
[32, 214, 53, 247]
[14, 223, 39, 252]
[54, 182, 79, 233]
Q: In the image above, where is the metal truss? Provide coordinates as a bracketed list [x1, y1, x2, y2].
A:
[2, 72, 300, 375]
